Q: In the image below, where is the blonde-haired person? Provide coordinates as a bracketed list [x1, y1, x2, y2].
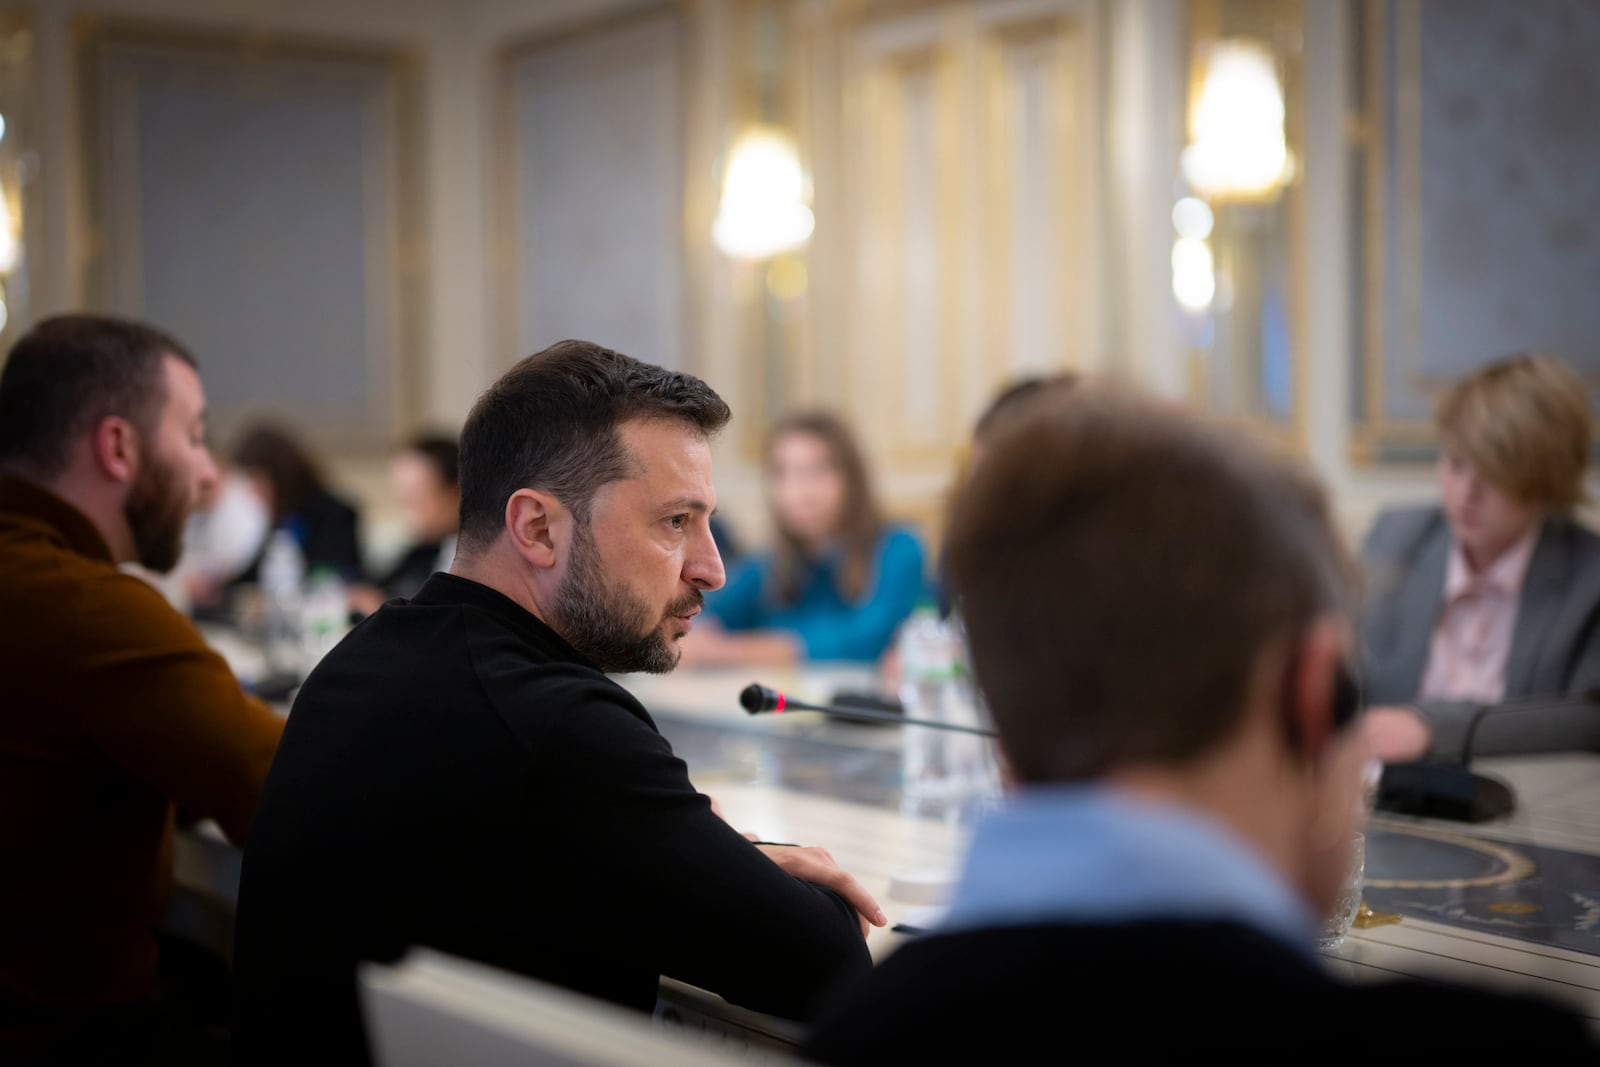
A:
[1362, 353, 1600, 763]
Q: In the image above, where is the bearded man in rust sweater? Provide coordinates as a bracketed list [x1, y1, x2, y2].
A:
[0, 314, 285, 1063]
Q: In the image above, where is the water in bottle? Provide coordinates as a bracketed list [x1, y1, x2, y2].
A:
[301, 566, 350, 669]
[259, 529, 305, 678]
[897, 604, 1000, 822]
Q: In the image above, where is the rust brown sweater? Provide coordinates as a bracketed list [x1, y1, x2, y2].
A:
[0, 476, 284, 1016]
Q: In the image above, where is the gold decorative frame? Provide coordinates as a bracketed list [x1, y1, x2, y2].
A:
[491, 1, 689, 378]
[1350, 0, 1600, 463]
[1181, 0, 1310, 455]
[75, 18, 425, 454]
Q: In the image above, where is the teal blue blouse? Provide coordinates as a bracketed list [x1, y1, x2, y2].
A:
[703, 526, 927, 662]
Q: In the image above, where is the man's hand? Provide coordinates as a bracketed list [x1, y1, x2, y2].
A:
[754, 843, 887, 939]
[1363, 704, 1433, 763]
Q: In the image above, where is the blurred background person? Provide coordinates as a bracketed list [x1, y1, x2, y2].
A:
[681, 412, 924, 666]
[1361, 353, 1600, 763]
[229, 421, 365, 589]
[163, 461, 272, 618]
[348, 433, 460, 617]
[708, 512, 743, 569]
[967, 373, 1080, 472]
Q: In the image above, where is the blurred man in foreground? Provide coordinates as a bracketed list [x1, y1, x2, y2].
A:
[234, 340, 878, 1064]
[0, 314, 285, 1063]
[805, 386, 1597, 1061]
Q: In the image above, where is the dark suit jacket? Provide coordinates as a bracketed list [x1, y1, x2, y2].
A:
[1361, 507, 1600, 758]
[232, 574, 869, 1065]
[803, 921, 1599, 1063]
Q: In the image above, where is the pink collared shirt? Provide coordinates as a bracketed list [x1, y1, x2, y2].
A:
[1419, 527, 1540, 704]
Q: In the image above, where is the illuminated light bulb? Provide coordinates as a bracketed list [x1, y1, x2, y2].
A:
[0, 193, 19, 275]
[712, 127, 815, 260]
[1181, 40, 1289, 200]
[1172, 237, 1216, 311]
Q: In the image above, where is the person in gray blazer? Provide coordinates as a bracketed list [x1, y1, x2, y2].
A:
[1361, 353, 1600, 762]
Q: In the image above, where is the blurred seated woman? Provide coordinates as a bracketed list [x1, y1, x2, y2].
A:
[1361, 353, 1600, 762]
[230, 421, 365, 587]
[164, 460, 273, 616]
[683, 412, 925, 666]
[349, 434, 460, 616]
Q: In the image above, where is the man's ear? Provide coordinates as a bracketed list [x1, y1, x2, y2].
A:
[1285, 617, 1350, 761]
[504, 488, 566, 570]
[92, 416, 139, 486]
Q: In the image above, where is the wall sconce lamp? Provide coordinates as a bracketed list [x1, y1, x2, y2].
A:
[1180, 38, 1292, 202]
[0, 111, 19, 331]
[711, 124, 814, 261]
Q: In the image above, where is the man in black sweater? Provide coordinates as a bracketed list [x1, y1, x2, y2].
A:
[233, 341, 879, 1064]
[804, 386, 1600, 1061]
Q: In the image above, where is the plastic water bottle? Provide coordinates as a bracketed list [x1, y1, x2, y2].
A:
[259, 529, 305, 676]
[301, 566, 350, 669]
[897, 603, 999, 822]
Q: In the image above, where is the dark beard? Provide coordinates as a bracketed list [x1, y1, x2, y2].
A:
[124, 454, 188, 574]
[551, 521, 703, 674]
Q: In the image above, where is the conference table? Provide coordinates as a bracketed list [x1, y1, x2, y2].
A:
[170, 662, 1600, 1047]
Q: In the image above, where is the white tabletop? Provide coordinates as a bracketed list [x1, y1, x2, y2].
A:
[170, 668, 1600, 1034]
[620, 671, 1600, 1028]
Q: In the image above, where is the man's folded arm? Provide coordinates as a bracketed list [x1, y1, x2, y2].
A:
[536, 686, 873, 1021]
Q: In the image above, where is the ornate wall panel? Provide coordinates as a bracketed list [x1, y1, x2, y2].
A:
[79, 21, 422, 452]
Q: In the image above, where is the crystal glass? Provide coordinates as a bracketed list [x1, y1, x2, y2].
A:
[1317, 831, 1365, 949]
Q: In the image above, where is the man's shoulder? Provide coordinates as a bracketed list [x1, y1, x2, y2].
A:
[445, 605, 658, 749]
[806, 920, 1597, 1061]
[3, 536, 203, 651]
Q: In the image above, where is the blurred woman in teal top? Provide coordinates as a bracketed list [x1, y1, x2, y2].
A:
[682, 412, 926, 665]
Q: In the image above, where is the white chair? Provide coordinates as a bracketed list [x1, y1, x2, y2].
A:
[359, 950, 800, 1067]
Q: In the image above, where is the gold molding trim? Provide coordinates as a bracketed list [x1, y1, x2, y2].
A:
[491, 1, 689, 381]
[74, 17, 426, 456]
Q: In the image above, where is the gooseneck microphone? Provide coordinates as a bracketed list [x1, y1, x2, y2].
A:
[739, 683, 997, 738]
[1377, 687, 1600, 823]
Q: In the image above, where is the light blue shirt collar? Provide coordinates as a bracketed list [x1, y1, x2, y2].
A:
[939, 785, 1320, 956]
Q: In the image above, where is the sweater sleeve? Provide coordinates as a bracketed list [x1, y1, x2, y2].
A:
[794, 528, 926, 662]
[521, 671, 872, 1021]
[66, 571, 285, 845]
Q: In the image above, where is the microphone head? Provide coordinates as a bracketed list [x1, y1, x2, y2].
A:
[740, 683, 781, 714]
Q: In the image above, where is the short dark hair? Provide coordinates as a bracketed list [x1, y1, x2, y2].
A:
[403, 433, 460, 490]
[972, 372, 1079, 443]
[947, 386, 1352, 782]
[457, 340, 731, 554]
[0, 313, 196, 476]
